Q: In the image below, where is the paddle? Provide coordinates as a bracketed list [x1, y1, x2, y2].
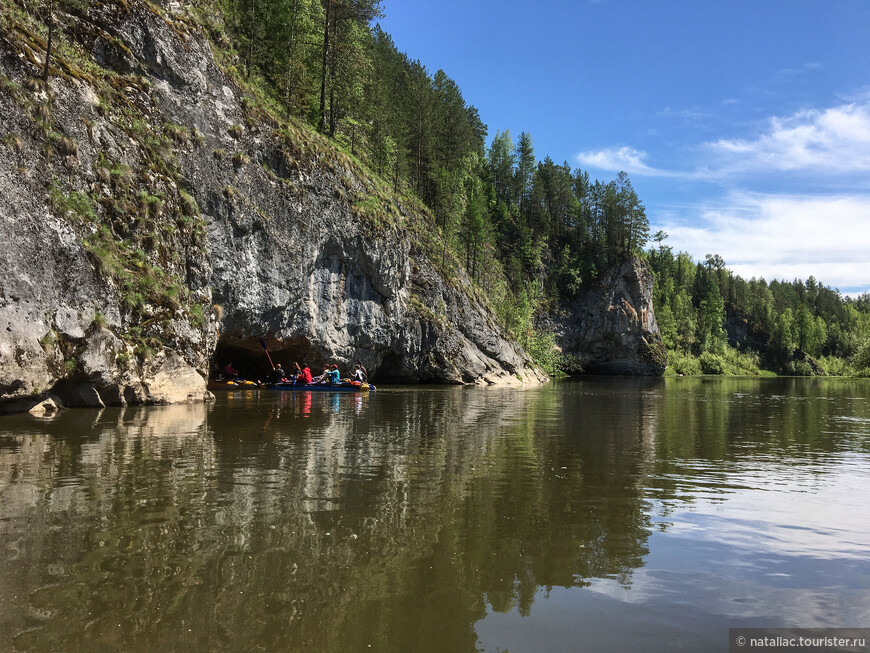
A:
[259, 339, 275, 370]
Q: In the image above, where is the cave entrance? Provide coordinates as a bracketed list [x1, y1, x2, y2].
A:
[210, 336, 321, 383]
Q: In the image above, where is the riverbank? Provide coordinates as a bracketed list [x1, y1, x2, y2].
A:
[663, 344, 867, 377]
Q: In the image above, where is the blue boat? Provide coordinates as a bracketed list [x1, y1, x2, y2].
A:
[266, 381, 375, 392]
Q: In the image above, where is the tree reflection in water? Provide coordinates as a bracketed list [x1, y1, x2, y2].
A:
[1, 377, 868, 652]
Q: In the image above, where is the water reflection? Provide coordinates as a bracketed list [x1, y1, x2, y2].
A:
[0, 378, 868, 652]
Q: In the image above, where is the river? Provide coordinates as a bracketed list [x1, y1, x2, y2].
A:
[1, 377, 869, 652]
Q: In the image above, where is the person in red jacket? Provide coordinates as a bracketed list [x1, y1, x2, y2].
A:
[295, 362, 313, 385]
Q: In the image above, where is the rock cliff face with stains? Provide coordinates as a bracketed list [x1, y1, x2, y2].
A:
[542, 256, 667, 376]
[0, 0, 548, 413]
[0, 1, 665, 413]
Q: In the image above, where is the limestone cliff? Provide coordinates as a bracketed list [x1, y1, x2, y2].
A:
[0, 1, 668, 413]
[543, 256, 667, 376]
[0, 0, 546, 413]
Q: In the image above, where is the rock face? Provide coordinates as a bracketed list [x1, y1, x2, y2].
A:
[0, 0, 545, 412]
[544, 256, 667, 376]
[0, 2, 668, 412]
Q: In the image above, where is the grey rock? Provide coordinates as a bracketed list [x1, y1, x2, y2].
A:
[0, 2, 661, 413]
[543, 256, 667, 376]
[29, 396, 60, 416]
[54, 306, 89, 340]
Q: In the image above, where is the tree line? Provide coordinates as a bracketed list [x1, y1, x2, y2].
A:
[648, 239, 870, 375]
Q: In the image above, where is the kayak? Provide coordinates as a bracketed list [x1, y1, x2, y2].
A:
[208, 379, 261, 390]
[266, 381, 375, 392]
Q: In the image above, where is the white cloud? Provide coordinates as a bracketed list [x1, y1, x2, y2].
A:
[657, 192, 870, 292]
[706, 101, 870, 176]
[576, 146, 674, 177]
[581, 97, 870, 291]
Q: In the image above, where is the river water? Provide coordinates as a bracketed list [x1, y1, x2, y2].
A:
[1, 377, 869, 652]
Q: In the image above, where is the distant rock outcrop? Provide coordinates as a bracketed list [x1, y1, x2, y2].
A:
[543, 256, 667, 376]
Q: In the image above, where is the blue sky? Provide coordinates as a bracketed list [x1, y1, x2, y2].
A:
[379, 0, 870, 295]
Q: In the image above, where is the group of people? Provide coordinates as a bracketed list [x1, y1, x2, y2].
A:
[218, 359, 368, 386]
[280, 361, 367, 386]
[268, 361, 368, 386]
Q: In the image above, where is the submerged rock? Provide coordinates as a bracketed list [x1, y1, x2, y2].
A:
[28, 396, 60, 416]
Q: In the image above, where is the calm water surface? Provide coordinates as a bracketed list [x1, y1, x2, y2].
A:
[1, 377, 869, 652]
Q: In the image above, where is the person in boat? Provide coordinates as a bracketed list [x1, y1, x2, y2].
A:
[356, 360, 368, 382]
[223, 361, 239, 379]
[314, 364, 329, 384]
[271, 364, 287, 384]
[328, 364, 341, 385]
[352, 363, 366, 384]
[296, 363, 313, 385]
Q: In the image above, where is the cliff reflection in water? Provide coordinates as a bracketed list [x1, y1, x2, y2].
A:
[2, 378, 867, 652]
[0, 385, 660, 652]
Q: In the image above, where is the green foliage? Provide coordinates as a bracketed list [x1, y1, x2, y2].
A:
[667, 350, 701, 376]
[39, 331, 56, 350]
[667, 345, 769, 377]
[697, 286, 726, 353]
[189, 303, 205, 327]
[818, 356, 852, 377]
[178, 189, 199, 216]
[163, 122, 191, 145]
[699, 351, 725, 375]
[852, 336, 870, 376]
[649, 238, 870, 376]
[48, 180, 97, 222]
[520, 328, 563, 376]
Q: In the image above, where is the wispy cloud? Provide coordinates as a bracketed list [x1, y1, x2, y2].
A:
[579, 97, 870, 184]
[658, 192, 870, 292]
[576, 146, 675, 177]
[706, 100, 870, 177]
[581, 97, 870, 291]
